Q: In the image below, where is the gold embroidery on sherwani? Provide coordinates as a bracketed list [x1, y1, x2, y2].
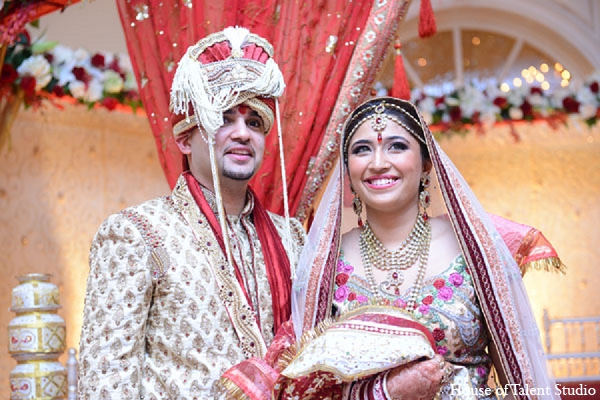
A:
[78, 175, 304, 399]
[171, 177, 268, 358]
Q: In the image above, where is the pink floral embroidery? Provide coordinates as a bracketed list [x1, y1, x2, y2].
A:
[418, 304, 430, 314]
[393, 298, 407, 309]
[437, 286, 454, 301]
[437, 346, 448, 355]
[335, 259, 354, 303]
[448, 272, 464, 287]
[432, 328, 445, 342]
[335, 285, 349, 302]
[422, 295, 434, 305]
[335, 273, 349, 286]
[477, 366, 487, 377]
[433, 278, 445, 289]
[337, 260, 354, 274]
[357, 295, 369, 304]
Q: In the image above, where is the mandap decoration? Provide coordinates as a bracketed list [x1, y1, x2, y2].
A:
[8, 273, 68, 399]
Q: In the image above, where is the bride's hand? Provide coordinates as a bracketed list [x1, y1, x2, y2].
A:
[385, 354, 449, 400]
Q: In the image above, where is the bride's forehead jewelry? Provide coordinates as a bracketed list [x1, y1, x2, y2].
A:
[372, 103, 387, 143]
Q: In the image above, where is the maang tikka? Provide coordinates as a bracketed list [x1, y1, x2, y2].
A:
[419, 172, 431, 220]
[371, 103, 387, 143]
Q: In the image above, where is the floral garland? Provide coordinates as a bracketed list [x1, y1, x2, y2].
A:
[374, 71, 600, 138]
[1, 30, 141, 112]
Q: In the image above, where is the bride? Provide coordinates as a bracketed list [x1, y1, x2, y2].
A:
[222, 97, 562, 400]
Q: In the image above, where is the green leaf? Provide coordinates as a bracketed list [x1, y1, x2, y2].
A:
[31, 41, 58, 54]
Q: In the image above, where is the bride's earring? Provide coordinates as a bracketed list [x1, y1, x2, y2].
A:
[420, 172, 431, 221]
[351, 188, 364, 227]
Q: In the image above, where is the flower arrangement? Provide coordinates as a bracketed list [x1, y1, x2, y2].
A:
[375, 72, 600, 137]
[1, 30, 141, 111]
[420, 73, 600, 136]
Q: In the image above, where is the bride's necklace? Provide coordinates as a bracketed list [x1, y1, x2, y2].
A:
[359, 214, 431, 311]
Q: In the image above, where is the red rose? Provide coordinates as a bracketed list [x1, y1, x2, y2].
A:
[493, 96, 508, 109]
[44, 53, 54, 64]
[348, 292, 356, 301]
[20, 76, 36, 96]
[52, 85, 65, 97]
[590, 82, 599, 94]
[72, 67, 90, 84]
[125, 90, 140, 102]
[102, 97, 119, 111]
[449, 106, 462, 122]
[1, 64, 18, 85]
[530, 87, 543, 96]
[434, 96, 445, 107]
[109, 58, 122, 73]
[422, 295, 434, 305]
[432, 328, 445, 342]
[520, 100, 533, 118]
[433, 279, 445, 289]
[335, 273, 349, 286]
[91, 53, 106, 69]
[562, 97, 580, 113]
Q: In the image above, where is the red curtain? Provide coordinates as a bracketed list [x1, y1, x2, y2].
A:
[116, 0, 410, 218]
[1, 0, 82, 44]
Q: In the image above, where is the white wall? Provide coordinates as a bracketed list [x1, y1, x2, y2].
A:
[37, 1, 128, 54]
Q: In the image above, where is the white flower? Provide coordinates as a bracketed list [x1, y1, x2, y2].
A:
[484, 83, 504, 100]
[418, 97, 436, 115]
[509, 107, 523, 120]
[123, 72, 138, 91]
[420, 110, 433, 125]
[585, 71, 600, 85]
[528, 93, 548, 108]
[549, 87, 571, 109]
[480, 109, 498, 129]
[103, 70, 124, 94]
[445, 97, 460, 107]
[54, 67, 76, 87]
[579, 103, 597, 119]
[51, 45, 75, 67]
[118, 53, 133, 73]
[85, 79, 104, 102]
[507, 86, 527, 107]
[69, 80, 86, 99]
[458, 85, 489, 118]
[73, 48, 90, 64]
[576, 86, 596, 105]
[17, 55, 52, 90]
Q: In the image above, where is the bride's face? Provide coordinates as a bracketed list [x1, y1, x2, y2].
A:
[346, 119, 425, 215]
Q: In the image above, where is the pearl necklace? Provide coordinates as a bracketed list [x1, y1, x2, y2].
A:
[359, 214, 431, 311]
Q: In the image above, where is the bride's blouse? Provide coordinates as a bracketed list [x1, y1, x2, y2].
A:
[333, 252, 494, 396]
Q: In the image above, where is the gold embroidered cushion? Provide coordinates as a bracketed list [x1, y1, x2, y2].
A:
[281, 305, 437, 381]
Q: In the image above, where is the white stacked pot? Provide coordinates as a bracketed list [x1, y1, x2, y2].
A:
[8, 274, 67, 399]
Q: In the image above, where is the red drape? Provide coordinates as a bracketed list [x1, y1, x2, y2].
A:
[116, 0, 410, 218]
[1, 0, 82, 44]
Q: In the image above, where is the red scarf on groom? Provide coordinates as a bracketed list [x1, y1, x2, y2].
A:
[183, 171, 292, 334]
